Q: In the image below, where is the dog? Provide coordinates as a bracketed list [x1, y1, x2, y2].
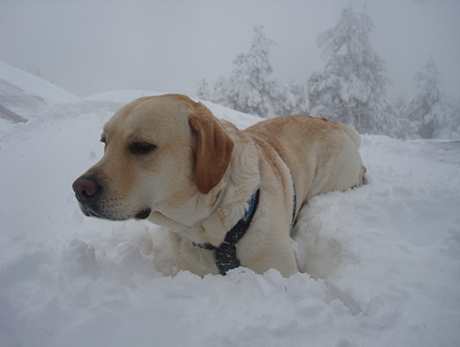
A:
[73, 94, 366, 277]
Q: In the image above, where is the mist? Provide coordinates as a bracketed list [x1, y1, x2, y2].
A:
[1, 0, 459, 101]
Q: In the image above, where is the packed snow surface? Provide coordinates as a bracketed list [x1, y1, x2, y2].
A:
[1, 87, 460, 346]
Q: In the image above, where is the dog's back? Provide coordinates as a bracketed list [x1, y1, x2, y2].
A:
[244, 114, 366, 204]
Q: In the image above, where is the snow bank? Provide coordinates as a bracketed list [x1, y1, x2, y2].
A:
[0, 60, 79, 105]
[0, 61, 79, 122]
[1, 90, 459, 346]
[84, 89, 262, 129]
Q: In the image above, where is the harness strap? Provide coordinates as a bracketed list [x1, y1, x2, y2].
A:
[194, 189, 260, 275]
[291, 177, 297, 226]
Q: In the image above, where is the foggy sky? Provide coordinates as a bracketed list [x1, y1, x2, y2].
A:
[1, 0, 459, 102]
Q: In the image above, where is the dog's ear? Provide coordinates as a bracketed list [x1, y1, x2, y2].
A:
[189, 103, 234, 195]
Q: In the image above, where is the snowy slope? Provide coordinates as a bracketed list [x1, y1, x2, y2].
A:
[0, 86, 460, 346]
[0, 60, 79, 121]
[84, 89, 262, 129]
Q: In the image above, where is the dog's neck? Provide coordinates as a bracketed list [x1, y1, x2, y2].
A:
[192, 188, 260, 275]
[148, 164, 232, 236]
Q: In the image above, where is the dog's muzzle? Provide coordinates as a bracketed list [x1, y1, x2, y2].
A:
[72, 176, 151, 220]
[72, 176, 104, 217]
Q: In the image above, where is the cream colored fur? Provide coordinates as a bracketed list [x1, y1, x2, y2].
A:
[74, 94, 366, 277]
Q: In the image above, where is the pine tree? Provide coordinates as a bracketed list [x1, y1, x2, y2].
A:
[286, 81, 309, 116]
[307, 5, 391, 134]
[206, 26, 308, 118]
[196, 79, 210, 101]
[211, 25, 277, 117]
[392, 95, 418, 139]
[450, 99, 460, 136]
[404, 58, 454, 139]
[197, 26, 309, 118]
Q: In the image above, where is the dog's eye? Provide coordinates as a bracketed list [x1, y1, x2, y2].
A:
[129, 142, 156, 155]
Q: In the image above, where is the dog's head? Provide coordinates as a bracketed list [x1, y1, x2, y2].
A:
[72, 94, 233, 221]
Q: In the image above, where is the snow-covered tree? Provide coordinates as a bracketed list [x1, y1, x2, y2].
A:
[211, 25, 277, 117]
[307, 5, 392, 134]
[285, 80, 309, 116]
[264, 79, 309, 117]
[391, 95, 417, 139]
[449, 99, 460, 136]
[404, 58, 454, 139]
[207, 26, 307, 118]
[196, 79, 210, 101]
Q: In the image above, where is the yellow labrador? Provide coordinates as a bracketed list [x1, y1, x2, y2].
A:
[73, 94, 366, 277]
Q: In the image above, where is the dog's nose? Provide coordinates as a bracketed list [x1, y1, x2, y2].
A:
[72, 177, 99, 201]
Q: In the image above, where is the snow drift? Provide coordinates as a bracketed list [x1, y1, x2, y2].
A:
[0, 60, 79, 122]
[0, 66, 460, 346]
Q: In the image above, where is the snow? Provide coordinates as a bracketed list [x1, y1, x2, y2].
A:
[1, 68, 460, 347]
[0, 61, 79, 105]
[0, 61, 79, 123]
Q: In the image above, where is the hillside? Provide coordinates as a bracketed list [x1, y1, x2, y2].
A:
[0, 60, 79, 121]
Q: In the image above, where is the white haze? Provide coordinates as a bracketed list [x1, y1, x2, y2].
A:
[0, 0, 459, 101]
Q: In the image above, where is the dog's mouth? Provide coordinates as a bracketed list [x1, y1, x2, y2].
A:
[78, 200, 151, 221]
[134, 208, 152, 220]
[78, 201, 108, 219]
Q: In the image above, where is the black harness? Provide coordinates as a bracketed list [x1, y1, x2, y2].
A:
[193, 178, 297, 275]
[194, 189, 260, 275]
